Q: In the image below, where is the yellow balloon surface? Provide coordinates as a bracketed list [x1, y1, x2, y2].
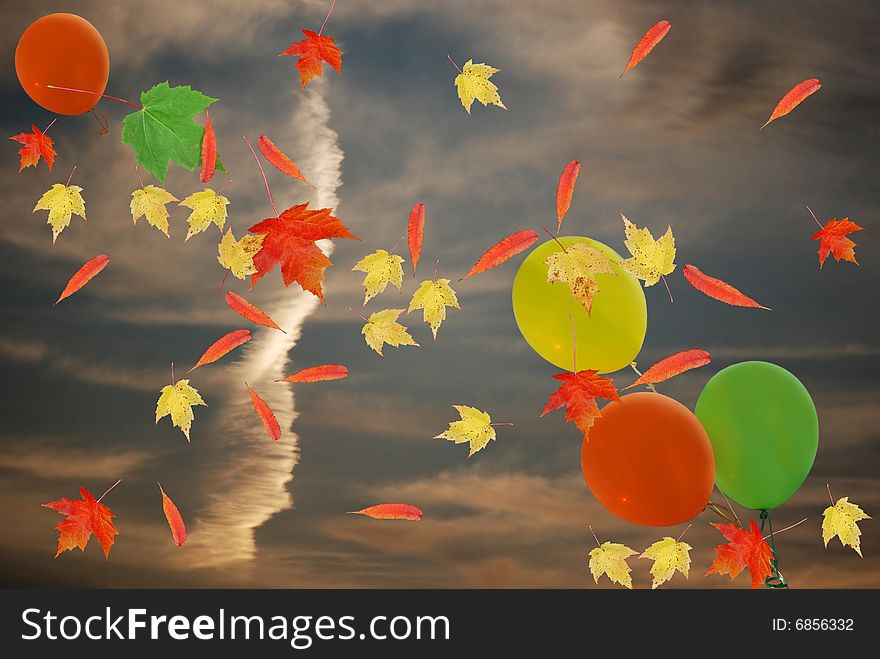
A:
[512, 236, 647, 373]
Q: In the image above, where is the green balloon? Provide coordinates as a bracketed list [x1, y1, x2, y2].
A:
[695, 361, 818, 510]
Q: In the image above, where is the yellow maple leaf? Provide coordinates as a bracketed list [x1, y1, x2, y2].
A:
[435, 404, 496, 458]
[589, 542, 637, 589]
[33, 183, 86, 243]
[620, 213, 676, 286]
[455, 59, 507, 114]
[361, 308, 419, 356]
[217, 228, 265, 280]
[408, 278, 461, 339]
[180, 188, 229, 240]
[352, 249, 405, 305]
[640, 537, 692, 588]
[823, 496, 871, 556]
[545, 242, 616, 314]
[155, 379, 207, 442]
[130, 185, 178, 237]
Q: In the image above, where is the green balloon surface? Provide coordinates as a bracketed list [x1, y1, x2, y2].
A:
[695, 361, 818, 510]
[511, 237, 647, 373]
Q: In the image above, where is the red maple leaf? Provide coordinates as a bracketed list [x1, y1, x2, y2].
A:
[10, 124, 56, 171]
[705, 520, 773, 589]
[279, 29, 343, 88]
[248, 203, 358, 302]
[541, 370, 620, 440]
[43, 487, 118, 559]
[811, 218, 864, 267]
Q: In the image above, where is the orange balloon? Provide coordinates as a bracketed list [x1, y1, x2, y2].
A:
[581, 392, 715, 526]
[15, 13, 109, 115]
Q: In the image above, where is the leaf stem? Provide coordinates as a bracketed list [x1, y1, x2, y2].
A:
[171, 362, 176, 385]
[718, 489, 742, 528]
[318, 0, 338, 36]
[134, 165, 144, 189]
[705, 501, 734, 523]
[97, 479, 122, 503]
[588, 525, 601, 547]
[447, 53, 462, 74]
[805, 204, 823, 229]
[217, 179, 234, 195]
[433, 258, 440, 280]
[388, 234, 405, 254]
[43, 117, 57, 134]
[629, 362, 657, 393]
[763, 517, 807, 541]
[677, 523, 693, 542]
[243, 136, 278, 218]
[661, 275, 674, 303]
[827, 483, 835, 505]
[66, 164, 77, 187]
[490, 422, 514, 426]
[348, 306, 368, 322]
[219, 269, 230, 294]
[46, 84, 142, 110]
[541, 226, 567, 252]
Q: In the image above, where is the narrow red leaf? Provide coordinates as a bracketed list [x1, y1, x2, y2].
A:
[408, 203, 425, 276]
[621, 20, 671, 76]
[762, 78, 821, 129]
[555, 161, 581, 231]
[460, 229, 539, 280]
[624, 349, 711, 390]
[189, 329, 251, 372]
[348, 503, 423, 521]
[258, 134, 310, 185]
[683, 265, 770, 310]
[199, 112, 217, 183]
[158, 483, 187, 547]
[247, 383, 281, 441]
[225, 291, 285, 332]
[55, 254, 109, 305]
[277, 364, 349, 383]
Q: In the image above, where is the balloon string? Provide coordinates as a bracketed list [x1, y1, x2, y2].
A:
[760, 510, 789, 589]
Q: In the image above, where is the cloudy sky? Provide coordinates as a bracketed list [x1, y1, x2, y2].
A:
[0, 0, 877, 589]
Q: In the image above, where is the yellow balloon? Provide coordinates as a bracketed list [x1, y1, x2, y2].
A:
[512, 236, 647, 373]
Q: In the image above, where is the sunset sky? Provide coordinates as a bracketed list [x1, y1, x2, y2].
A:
[0, 0, 877, 589]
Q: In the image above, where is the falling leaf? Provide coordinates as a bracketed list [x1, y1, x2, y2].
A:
[352, 249, 406, 305]
[218, 229, 265, 280]
[545, 242, 616, 314]
[55, 254, 109, 305]
[156, 379, 207, 442]
[158, 483, 186, 547]
[683, 264, 770, 310]
[823, 497, 870, 556]
[408, 278, 461, 339]
[43, 486, 118, 559]
[589, 542, 637, 588]
[541, 370, 619, 440]
[121, 82, 223, 183]
[454, 59, 507, 114]
[624, 349, 711, 390]
[130, 185, 178, 237]
[258, 134, 310, 185]
[762, 78, 821, 129]
[461, 229, 539, 280]
[812, 218, 864, 267]
[248, 203, 358, 302]
[246, 383, 281, 441]
[280, 29, 342, 88]
[278, 364, 348, 383]
[620, 213, 676, 287]
[361, 308, 419, 356]
[224, 291, 284, 332]
[11, 124, 56, 171]
[640, 537, 692, 589]
[435, 405, 496, 458]
[199, 112, 216, 183]
[180, 188, 229, 240]
[188, 329, 251, 372]
[408, 203, 425, 276]
[621, 20, 671, 76]
[556, 160, 581, 232]
[706, 520, 773, 589]
[348, 503, 423, 521]
[33, 183, 86, 243]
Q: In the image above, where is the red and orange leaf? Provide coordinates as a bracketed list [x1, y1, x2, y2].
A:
[541, 370, 620, 440]
[348, 503, 423, 521]
[199, 112, 216, 183]
[762, 78, 821, 129]
[279, 29, 342, 88]
[408, 203, 425, 276]
[812, 218, 864, 267]
[189, 329, 251, 372]
[621, 20, 671, 76]
[158, 483, 186, 547]
[624, 349, 711, 390]
[247, 383, 281, 441]
[556, 160, 581, 231]
[277, 364, 348, 383]
[258, 134, 310, 185]
[55, 254, 109, 305]
[683, 264, 770, 310]
[43, 486, 118, 559]
[225, 291, 285, 332]
[11, 124, 56, 171]
[248, 203, 358, 302]
[460, 229, 539, 280]
[706, 520, 773, 589]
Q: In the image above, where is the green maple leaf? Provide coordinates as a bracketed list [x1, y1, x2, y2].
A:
[121, 82, 223, 183]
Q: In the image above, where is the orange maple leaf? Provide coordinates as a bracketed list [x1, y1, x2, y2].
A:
[10, 124, 56, 171]
[248, 203, 358, 302]
[812, 218, 864, 267]
[280, 29, 342, 88]
[43, 487, 118, 559]
[706, 520, 773, 589]
[541, 370, 620, 440]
